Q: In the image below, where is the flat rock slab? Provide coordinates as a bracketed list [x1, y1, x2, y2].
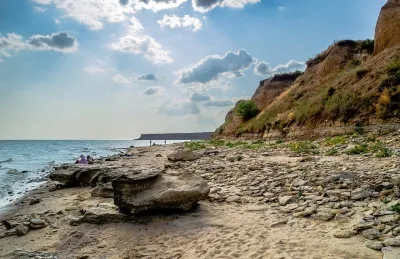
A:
[167, 150, 201, 162]
[383, 247, 400, 259]
[112, 171, 210, 214]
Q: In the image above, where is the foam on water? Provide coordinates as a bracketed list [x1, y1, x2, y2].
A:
[0, 140, 184, 208]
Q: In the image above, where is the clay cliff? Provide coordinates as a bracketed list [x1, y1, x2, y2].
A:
[215, 0, 400, 138]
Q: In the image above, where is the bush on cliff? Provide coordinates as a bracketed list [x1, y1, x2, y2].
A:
[236, 100, 259, 121]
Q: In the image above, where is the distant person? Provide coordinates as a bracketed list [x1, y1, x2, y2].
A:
[86, 155, 94, 164]
[164, 140, 166, 145]
[150, 140, 152, 146]
[78, 155, 88, 164]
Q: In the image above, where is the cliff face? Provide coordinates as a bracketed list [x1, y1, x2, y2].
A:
[215, 0, 400, 139]
[251, 72, 302, 110]
[374, 0, 400, 55]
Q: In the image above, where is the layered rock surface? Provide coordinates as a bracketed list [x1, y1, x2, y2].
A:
[374, 0, 400, 55]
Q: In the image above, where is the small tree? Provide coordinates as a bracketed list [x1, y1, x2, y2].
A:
[236, 100, 259, 121]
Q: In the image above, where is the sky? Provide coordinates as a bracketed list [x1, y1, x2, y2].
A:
[0, 0, 385, 140]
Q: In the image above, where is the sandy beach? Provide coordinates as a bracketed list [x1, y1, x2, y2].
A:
[1, 132, 400, 259]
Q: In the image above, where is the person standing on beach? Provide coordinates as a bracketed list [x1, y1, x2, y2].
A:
[150, 140, 152, 146]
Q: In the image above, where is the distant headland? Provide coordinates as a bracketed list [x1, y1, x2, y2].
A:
[135, 132, 213, 140]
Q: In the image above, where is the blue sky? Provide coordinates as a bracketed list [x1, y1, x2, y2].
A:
[0, 0, 385, 139]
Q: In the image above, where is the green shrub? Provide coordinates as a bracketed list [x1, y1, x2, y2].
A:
[325, 148, 338, 156]
[349, 59, 361, 67]
[287, 141, 317, 154]
[391, 204, 400, 213]
[236, 100, 259, 121]
[354, 126, 365, 135]
[325, 135, 347, 146]
[346, 144, 368, 155]
[184, 141, 206, 150]
[361, 39, 374, 54]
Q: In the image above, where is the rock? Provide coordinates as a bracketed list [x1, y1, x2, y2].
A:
[302, 207, 317, 217]
[226, 196, 240, 203]
[361, 228, 381, 240]
[351, 188, 371, 200]
[29, 198, 41, 205]
[83, 207, 129, 224]
[270, 219, 288, 228]
[383, 247, 400, 259]
[15, 225, 29, 236]
[282, 203, 299, 213]
[374, 0, 400, 55]
[333, 229, 352, 238]
[393, 226, 400, 235]
[384, 238, 400, 247]
[379, 215, 400, 224]
[12, 250, 57, 259]
[278, 196, 294, 206]
[167, 150, 201, 162]
[155, 154, 162, 157]
[292, 178, 308, 187]
[2, 219, 18, 230]
[112, 170, 210, 214]
[263, 192, 275, 198]
[314, 212, 335, 221]
[29, 219, 46, 229]
[365, 240, 383, 251]
[49, 164, 81, 186]
[69, 216, 84, 226]
[91, 182, 114, 198]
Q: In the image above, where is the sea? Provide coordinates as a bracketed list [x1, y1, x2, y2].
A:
[0, 140, 185, 208]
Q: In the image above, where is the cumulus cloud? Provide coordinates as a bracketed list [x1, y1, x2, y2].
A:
[177, 49, 254, 84]
[192, 0, 260, 12]
[158, 100, 200, 116]
[254, 60, 306, 76]
[0, 32, 77, 62]
[137, 74, 157, 81]
[190, 93, 210, 102]
[84, 66, 107, 74]
[110, 19, 173, 64]
[203, 99, 234, 107]
[112, 74, 131, 84]
[143, 86, 165, 95]
[134, 0, 188, 12]
[157, 15, 202, 32]
[27, 32, 78, 52]
[33, 0, 136, 30]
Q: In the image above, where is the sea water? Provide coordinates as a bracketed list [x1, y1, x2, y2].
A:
[0, 140, 184, 208]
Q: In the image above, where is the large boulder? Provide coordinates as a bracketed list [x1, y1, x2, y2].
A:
[91, 182, 114, 198]
[49, 164, 81, 186]
[374, 0, 400, 55]
[112, 170, 210, 214]
[167, 150, 201, 162]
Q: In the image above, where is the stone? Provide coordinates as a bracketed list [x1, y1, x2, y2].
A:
[29, 198, 41, 205]
[379, 215, 400, 224]
[167, 150, 201, 162]
[302, 207, 317, 217]
[278, 196, 294, 206]
[83, 207, 129, 224]
[383, 247, 400, 259]
[155, 154, 162, 157]
[292, 178, 308, 187]
[333, 229, 352, 238]
[384, 238, 400, 247]
[263, 192, 275, 198]
[112, 170, 210, 214]
[282, 203, 299, 213]
[365, 240, 383, 251]
[91, 182, 114, 198]
[2, 219, 18, 230]
[361, 228, 381, 240]
[15, 225, 29, 236]
[270, 219, 288, 228]
[351, 188, 371, 200]
[226, 196, 240, 203]
[314, 212, 335, 221]
[29, 219, 46, 229]
[49, 164, 81, 186]
[69, 216, 84, 226]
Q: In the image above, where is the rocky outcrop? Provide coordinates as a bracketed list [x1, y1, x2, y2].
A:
[251, 71, 302, 110]
[374, 0, 400, 55]
[167, 150, 201, 162]
[91, 182, 114, 198]
[112, 170, 210, 214]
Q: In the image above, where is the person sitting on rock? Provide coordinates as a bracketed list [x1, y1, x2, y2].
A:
[86, 155, 94, 164]
[78, 155, 88, 164]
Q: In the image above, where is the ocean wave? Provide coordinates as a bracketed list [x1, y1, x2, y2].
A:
[0, 158, 12, 164]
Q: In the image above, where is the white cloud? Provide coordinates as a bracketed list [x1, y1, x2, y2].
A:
[134, 0, 188, 12]
[190, 93, 210, 102]
[192, 0, 260, 12]
[137, 74, 157, 81]
[34, 6, 47, 12]
[112, 74, 131, 84]
[254, 59, 306, 76]
[32, 0, 136, 30]
[177, 49, 254, 84]
[55, 19, 61, 24]
[110, 19, 172, 64]
[84, 66, 107, 74]
[0, 32, 77, 62]
[203, 99, 234, 107]
[157, 15, 202, 32]
[278, 6, 285, 11]
[158, 100, 200, 116]
[143, 86, 165, 95]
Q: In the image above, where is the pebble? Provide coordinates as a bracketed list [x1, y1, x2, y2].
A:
[365, 240, 383, 251]
[333, 229, 352, 238]
[361, 228, 381, 240]
[383, 238, 400, 247]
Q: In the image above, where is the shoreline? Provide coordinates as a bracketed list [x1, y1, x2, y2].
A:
[0, 133, 399, 258]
